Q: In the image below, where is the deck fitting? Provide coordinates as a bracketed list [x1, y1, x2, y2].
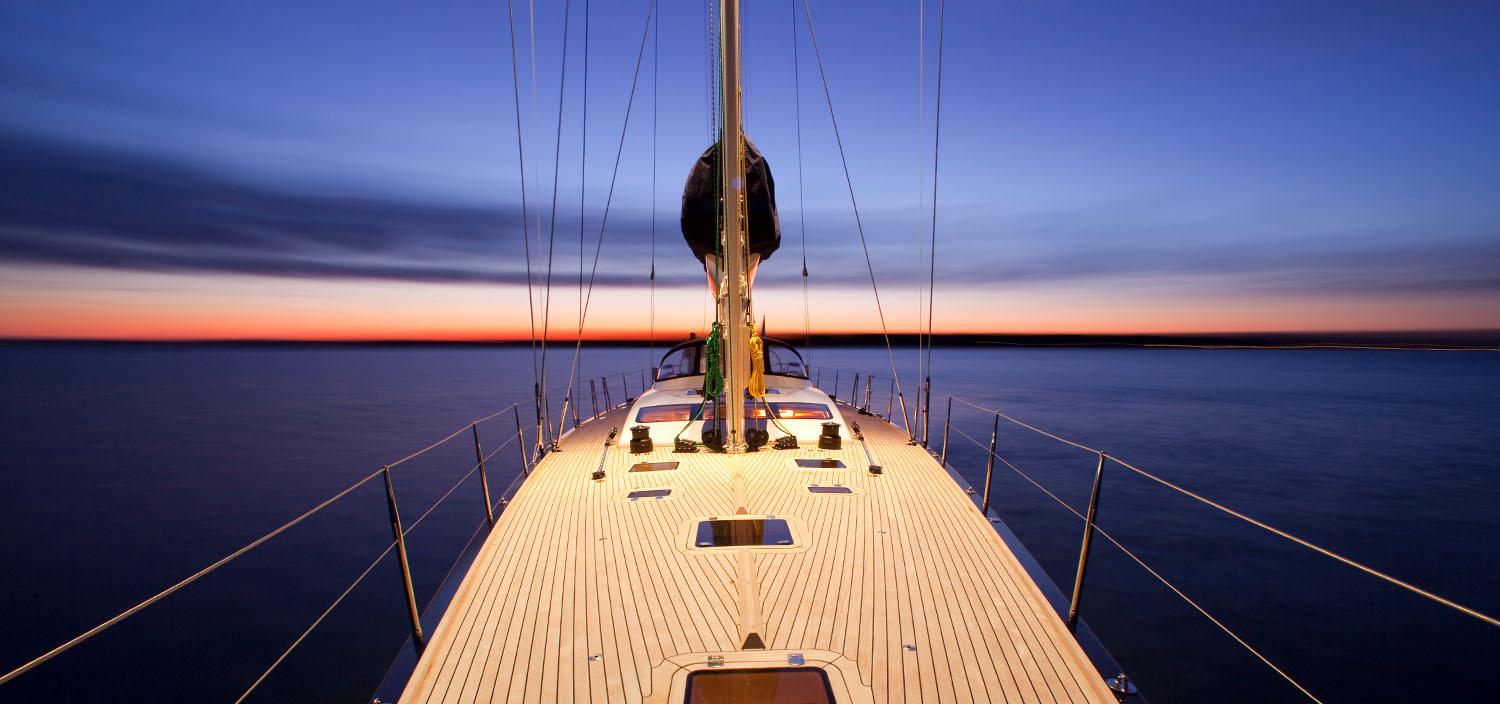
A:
[1107, 673, 1138, 700]
[818, 422, 842, 450]
[628, 425, 653, 453]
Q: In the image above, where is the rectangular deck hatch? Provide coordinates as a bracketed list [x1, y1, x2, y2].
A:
[796, 458, 845, 469]
[630, 461, 679, 472]
[808, 485, 853, 494]
[627, 489, 671, 500]
[685, 667, 833, 703]
[694, 518, 793, 547]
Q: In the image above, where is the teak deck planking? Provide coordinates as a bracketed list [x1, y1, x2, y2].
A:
[400, 404, 1116, 703]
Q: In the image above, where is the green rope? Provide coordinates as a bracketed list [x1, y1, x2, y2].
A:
[675, 321, 725, 442]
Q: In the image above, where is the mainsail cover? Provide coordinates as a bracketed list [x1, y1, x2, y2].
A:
[680, 139, 781, 264]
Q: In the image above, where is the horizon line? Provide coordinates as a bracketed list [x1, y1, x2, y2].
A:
[6, 329, 1500, 349]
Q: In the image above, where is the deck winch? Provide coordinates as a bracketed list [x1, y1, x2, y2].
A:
[628, 425, 653, 453]
[819, 421, 842, 450]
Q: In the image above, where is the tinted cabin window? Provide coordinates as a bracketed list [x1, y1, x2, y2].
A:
[685, 668, 834, 704]
[763, 342, 808, 378]
[694, 519, 793, 547]
[631, 461, 679, 472]
[657, 345, 701, 380]
[628, 489, 672, 500]
[796, 458, 845, 469]
[637, 402, 829, 424]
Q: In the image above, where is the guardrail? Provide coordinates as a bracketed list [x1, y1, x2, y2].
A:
[810, 365, 1499, 703]
[0, 366, 652, 702]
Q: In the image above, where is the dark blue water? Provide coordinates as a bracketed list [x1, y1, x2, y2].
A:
[1, 344, 1495, 703]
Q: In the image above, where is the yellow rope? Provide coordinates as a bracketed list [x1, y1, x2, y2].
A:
[748, 325, 766, 398]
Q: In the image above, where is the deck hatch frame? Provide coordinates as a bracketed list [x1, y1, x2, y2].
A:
[807, 485, 854, 495]
[692, 517, 794, 548]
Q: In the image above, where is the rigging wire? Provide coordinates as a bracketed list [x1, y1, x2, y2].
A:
[649, 0, 659, 366]
[537, 0, 575, 445]
[922, 0, 947, 443]
[789, 0, 812, 365]
[576, 0, 590, 435]
[913, 0, 926, 436]
[527, 0, 545, 435]
[506, 0, 542, 445]
[561, 0, 659, 408]
[799, 0, 912, 434]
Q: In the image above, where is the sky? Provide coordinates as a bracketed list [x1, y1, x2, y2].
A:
[1, 0, 1498, 340]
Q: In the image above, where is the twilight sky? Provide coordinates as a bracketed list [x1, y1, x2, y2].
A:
[1, 0, 1498, 340]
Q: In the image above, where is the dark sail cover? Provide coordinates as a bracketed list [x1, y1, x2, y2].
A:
[680, 139, 781, 264]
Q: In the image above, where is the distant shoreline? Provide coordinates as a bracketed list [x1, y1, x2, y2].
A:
[4, 331, 1499, 350]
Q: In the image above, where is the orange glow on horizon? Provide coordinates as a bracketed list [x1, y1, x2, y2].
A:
[2, 265, 1497, 341]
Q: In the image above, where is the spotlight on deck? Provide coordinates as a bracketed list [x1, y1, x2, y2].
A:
[628, 425, 653, 454]
[818, 422, 842, 450]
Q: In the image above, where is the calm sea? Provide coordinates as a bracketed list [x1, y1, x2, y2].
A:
[0, 343, 1495, 702]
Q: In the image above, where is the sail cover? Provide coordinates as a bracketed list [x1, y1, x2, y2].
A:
[680, 139, 781, 264]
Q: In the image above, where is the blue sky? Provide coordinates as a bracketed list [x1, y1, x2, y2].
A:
[1, 0, 1497, 338]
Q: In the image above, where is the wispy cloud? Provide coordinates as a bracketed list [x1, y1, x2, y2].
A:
[0, 132, 679, 287]
[2, 131, 1497, 302]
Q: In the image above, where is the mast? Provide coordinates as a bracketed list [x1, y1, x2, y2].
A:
[718, 0, 750, 452]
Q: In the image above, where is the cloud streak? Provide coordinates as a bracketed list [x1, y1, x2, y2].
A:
[1, 131, 1497, 301]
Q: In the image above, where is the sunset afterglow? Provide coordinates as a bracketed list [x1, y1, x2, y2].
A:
[2, 1, 1497, 340]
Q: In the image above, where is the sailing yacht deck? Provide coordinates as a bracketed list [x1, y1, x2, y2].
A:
[400, 404, 1116, 703]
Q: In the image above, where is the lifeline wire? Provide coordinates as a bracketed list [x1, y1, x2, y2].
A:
[800, 0, 912, 434]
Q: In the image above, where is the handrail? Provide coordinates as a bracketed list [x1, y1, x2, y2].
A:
[947, 423, 1325, 703]
[234, 424, 528, 703]
[0, 463, 391, 686]
[816, 365, 1500, 627]
[0, 364, 652, 691]
[813, 365, 1500, 701]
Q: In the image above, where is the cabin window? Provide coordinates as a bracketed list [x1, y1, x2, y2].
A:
[807, 485, 853, 494]
[684, 668, 834, 703]
[768, 402, 831, 420]
[637, 402, 830, 424]
[656, 345, 702, 380]
[636, 404, 699, 423]
[694, 518, 793, 547]
[627, 488, 672, 500]
[795, 458, 845, 469]
[631, 461, 679, 472]
[763, 343, 809, 379]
